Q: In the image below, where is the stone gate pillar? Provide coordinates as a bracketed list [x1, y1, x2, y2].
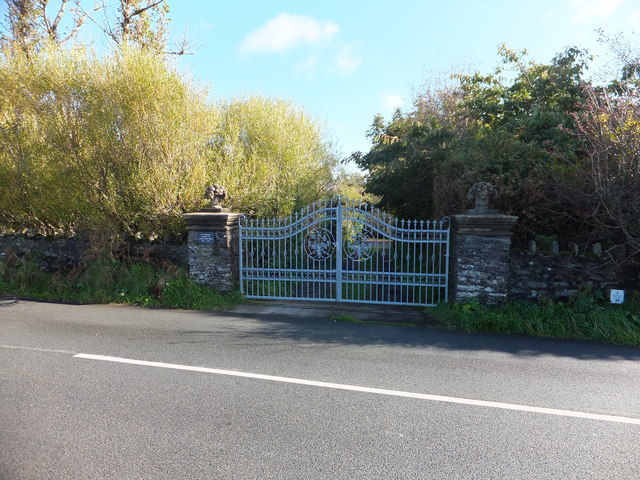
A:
[182, 185, 243, 293]
[451, 182, 518, 304]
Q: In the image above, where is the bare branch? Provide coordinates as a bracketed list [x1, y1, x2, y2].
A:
[50, 0, 68, 33]
[129, 0, 164, 19]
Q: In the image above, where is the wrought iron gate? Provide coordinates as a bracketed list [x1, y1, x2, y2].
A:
[239, 197, 449, 306]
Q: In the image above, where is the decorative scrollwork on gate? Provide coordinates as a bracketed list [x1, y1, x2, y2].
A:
[305, 227, 335, 261]
[345, 229, 374, 261]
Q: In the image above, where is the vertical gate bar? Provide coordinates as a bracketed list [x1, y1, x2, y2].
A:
[366, 205, 371, 303]
[436, 224, 441, 304]
[438, 224, 442, 304]
[418, 227, 422, 306]
[239, 220, 244, 295]
[425, 221, 431, 305]
[252, 221, 255, 298]
[267, 217, 271, 297]
[247, 220, 256, 295]
[254, 220, 257, 297]
[257, 219, 261, 297]
[373, 214, 378, 303]
[420, 222, 425, 305]
[252, 220, 256, 297]
[368, 213, 371, 303]
[280, 216, 284, 298]
[406, 227, 410, 304]
[437, 223, 441, 303]
[275, 216, 279, 298]
[286, 215, 290, 298]
[430, 224, 434, 305]
[293, 212, 303, 297]
[385, 217, 398, 302]
[444, 220, 450, 303]
[439, 224, 444, 304]
[401, 231, 405, 304]
[335, 200, 343, 301]
[262, 217, 267, 298]
[303, 208, 311, 298]
[268, 217, 272, 297]
[250, 221, 254, 298]
[412, 223, 417, 304]
[254, 220, 258, 297]
[275, 217, 279, 297]
[405, 226, 410, 304]
[322, 211, 326, 300]
[309, 212, 313, 300]
[260, 218, 264, 297]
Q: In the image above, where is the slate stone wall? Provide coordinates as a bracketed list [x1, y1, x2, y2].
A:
[509, 251, 638, 300]
[0, 236, 82, 270]
[0, 235, 187, 270]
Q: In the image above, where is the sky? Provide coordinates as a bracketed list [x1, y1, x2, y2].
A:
[8, 0, 640, 166]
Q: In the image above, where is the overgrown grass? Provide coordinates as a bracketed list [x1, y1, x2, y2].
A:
[433, 290, 640, 346]
[0, 254, 242, 310]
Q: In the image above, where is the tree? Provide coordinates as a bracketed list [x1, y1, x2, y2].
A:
[102, 0, 172, 53]
[333, 170, 379, 204]
[0, 47, 216, 240]
[554, 85, 640, 262]
[207, 96, 336, 217]
[352, 46, 591, 239]
[1, 0, 89, 53]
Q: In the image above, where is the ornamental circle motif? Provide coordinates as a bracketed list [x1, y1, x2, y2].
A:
[345, 229, 374, 261]
[305, 227, 335, 261]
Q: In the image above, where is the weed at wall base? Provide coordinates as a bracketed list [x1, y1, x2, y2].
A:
[432, 290, 640, 346]
[0, 255, 240, 310]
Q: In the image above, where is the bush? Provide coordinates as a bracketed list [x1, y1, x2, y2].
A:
[0, 46, 216, 241]
[434, 289, 640, 345]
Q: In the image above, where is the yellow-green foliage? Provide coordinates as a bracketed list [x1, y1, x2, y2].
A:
[209, 95, 336, 217]
[0, 47, 336, 240]
[0, 46, 215, 238]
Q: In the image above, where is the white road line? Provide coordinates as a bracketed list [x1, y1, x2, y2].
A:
[0, 344, 77, 355]
[75, 353, 640, 426]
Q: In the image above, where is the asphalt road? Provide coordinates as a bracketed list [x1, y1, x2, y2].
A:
[1, 299, 640, 479]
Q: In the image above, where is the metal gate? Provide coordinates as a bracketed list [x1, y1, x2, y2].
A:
[239, 197, 449, 306]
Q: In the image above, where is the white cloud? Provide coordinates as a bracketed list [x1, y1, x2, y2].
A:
[240, 13, 339, 55]
[382, 93, 405, 111]
[570, 0, 627, 23]
[333, 44, 362, 74]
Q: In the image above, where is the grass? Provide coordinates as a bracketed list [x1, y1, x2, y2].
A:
[432, 289, 640, 346]
[0, 253, 242, 310]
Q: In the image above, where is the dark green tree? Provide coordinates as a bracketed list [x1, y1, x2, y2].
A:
[351, 45, 592, 241]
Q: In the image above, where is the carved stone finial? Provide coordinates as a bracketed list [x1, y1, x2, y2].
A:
[204, 184, 227, 212]
[466, 182, 497, 214]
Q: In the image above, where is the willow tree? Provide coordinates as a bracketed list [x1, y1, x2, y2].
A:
[209, 96, 336, 217]
[0, 46, 216, 239]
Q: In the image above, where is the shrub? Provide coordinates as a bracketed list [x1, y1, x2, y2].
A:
[435, 289, 640, 345]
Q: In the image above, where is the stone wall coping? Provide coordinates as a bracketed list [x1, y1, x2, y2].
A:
[182, 211, 243, 230]
[452, 213, 519, 236]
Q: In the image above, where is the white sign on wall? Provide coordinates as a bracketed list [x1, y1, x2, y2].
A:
[610, 289, 625, 304]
